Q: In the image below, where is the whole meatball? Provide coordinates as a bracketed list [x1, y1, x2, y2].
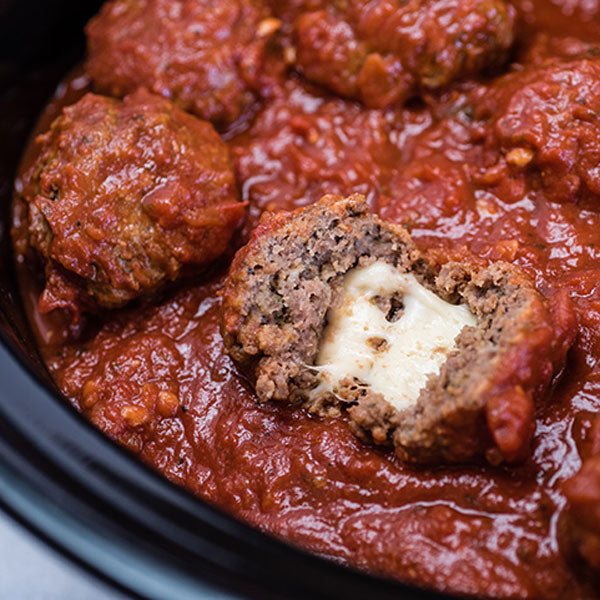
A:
[86, 0, 279, 128]
[562, 417, 600, 575]
[471, 58, 600, 204]
[271, 0, 516, 108]
[17, 89, 243, 320]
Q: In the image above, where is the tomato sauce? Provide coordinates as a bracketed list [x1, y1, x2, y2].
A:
[13, 1, 600, 597]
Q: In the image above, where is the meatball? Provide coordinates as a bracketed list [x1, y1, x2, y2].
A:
[221, 195, 576, 464]
[471, 58, 600, 204]
[86, 0, 279, 128]
[563, 417, 600, 573]
[271, 0, 515, 108]
[16, 89, 243, 320]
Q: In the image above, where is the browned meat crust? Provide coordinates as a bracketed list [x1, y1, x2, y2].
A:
[270, 0, 515, 108]
[85, 0, 278, 128]
[221, 195, 576, 464]
[14, 89, 243, 321]
[471, 58, 600, 204]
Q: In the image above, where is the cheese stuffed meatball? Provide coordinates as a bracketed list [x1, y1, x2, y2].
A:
[221, 194, 576, 464]
[563, 417, 600, 574]
[472, 58, 600, 204]
[14, 89, 243, 321]
[86, 0, 279, 128]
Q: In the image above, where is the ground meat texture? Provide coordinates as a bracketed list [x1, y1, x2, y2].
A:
[470, 58, 600, 204]
[16, 89, 243, 321]
[562, 417, 600, 574]
[85, 0, 278, 128]
[271, 0, 515, 108]
[221, 194, 577, 464]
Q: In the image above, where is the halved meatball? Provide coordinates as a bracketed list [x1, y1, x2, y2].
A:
[15, 89, 243, 321]
[86, 0, 279, 128]
[272, 0, 515, 108]
[221, 194, 576, 464]
[471, 58, 600, 204]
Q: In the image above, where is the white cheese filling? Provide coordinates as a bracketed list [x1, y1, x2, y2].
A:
[311, 261, 476, 411]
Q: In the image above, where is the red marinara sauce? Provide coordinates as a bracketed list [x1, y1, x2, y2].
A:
[12, 0, 600, 597]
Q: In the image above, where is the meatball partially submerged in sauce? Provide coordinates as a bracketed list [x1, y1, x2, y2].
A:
[14, 89, 243, 321]
[472, 58, 600, 204]
[86, 0, 279, 128]
[272, 0, 516, 107]
[221, 195, 576, 464]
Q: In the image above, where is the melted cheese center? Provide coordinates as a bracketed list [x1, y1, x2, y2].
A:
[312, 262, 476, 411]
